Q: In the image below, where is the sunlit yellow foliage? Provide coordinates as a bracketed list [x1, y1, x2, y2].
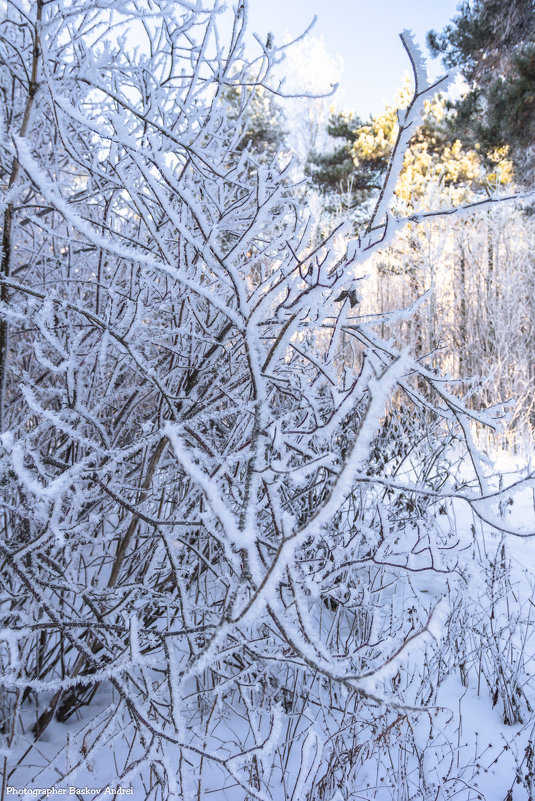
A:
[351, 80, 412, 163]
[350, 79, 514, 209]
[486, 146, 515, 186]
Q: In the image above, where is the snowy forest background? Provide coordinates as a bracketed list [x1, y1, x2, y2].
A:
[1, 1, 535, 799]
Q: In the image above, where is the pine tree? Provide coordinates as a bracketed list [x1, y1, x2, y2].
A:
[307, 83, 512, 222]
[306, 112, 386, 211]
[428, 0, 535, 181]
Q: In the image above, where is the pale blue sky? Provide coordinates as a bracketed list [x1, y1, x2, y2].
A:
[245, 0, 461, 115]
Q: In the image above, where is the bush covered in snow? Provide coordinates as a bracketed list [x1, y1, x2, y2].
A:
[0, 2, 534, 800]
